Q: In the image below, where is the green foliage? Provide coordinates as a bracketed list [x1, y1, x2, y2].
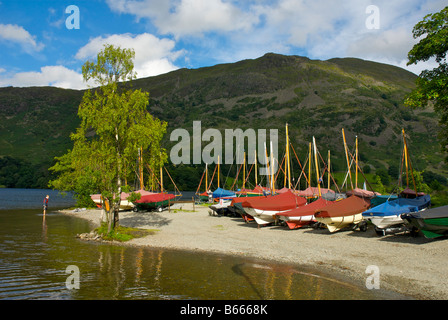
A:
[49, 44, 167, 231]
[406, 6, 448, 159]
[0, 52, 446, 196]
[96, 222, 157, 242]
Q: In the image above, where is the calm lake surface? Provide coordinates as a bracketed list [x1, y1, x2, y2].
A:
[0, 188, 410, 300]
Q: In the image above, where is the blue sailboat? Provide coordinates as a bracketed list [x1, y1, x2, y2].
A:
[362, 194, 431, 231]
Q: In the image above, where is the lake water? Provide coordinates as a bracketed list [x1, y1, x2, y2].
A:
[0, 188, 411, 302]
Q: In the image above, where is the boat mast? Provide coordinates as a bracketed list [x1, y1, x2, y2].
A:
[264, 142, 270, 191]
[308, 142, 312, 189]
[342, 128, 354, 190]
[139, 147, 144, 190]
[286, 123, 291, 189]
[355, 135, 358, 189]
[205, 163, 208, 192]
[160, 166, 163, 193]
[313, 137, 322, 197]
[402, 129, 418, 196]
[327, 150, 331, 190]
[243, 151, 246, 190]
[271, 140, 275, 194]
[217, 155, 220, 189]
[254, 149, 258, 186]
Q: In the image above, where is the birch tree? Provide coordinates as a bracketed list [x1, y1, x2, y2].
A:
[50, 44, 167, 232]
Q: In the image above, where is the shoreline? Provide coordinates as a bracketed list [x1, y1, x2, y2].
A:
[60, 203, 448, 300]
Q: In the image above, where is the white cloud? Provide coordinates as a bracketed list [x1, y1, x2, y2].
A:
[0, 66, 85, 89]
[75, 33, 184, 78]
[106, 0, 259, 37]
[0, 23, 44, 53]
[105, 0, 446, 75]
[0, 32, 184, 90]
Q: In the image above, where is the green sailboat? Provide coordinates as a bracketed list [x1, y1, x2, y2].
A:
[401, 205, 448, 238]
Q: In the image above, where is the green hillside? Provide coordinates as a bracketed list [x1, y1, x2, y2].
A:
[0, 53, 446, 193]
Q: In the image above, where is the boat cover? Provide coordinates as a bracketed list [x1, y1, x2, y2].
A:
[315, 195, 370, 218]
[297, 187, 335, 198]
[362, 194, 430, 217]
[277, 198, 335, 218]
[370, 194, 398, 207]
[230, 195, 267, 206]
[402, 204, 447, 220]
[91, 189, 156, 201]
[212, 188, 236, 199]
[400, 187, 426, 198]
[345, 187, 380, 199]
[239, 190, 306, 211]
[135, 193, 176, 204]
[252, 185, 272, 194]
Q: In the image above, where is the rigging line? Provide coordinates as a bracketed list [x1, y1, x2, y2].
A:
[208, 164, 218, 190]
[196, 168, 206, 194]
[231, 162, 244, 190]
[274, 154, 286, 186]
[244, 162, 255, 187]
[164, 167, 182, 196]
[316, 149, 341, 193]
[347, 150, 376, 193]
[144, 163, 162, 191]
[289, 142, 309, 185]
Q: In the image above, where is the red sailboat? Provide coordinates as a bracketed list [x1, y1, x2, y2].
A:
[236, 190, 307, 226]
[277, 197, 336, 229]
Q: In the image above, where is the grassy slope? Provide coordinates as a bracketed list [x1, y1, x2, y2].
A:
[0, 53, 445, 189]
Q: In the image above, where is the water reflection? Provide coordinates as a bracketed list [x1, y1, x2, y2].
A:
[0, 208, 408, 300]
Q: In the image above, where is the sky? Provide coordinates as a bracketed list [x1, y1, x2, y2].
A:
[0, 0, 446, 90]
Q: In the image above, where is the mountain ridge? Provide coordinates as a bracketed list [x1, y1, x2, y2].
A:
[0, 52, 445, 190]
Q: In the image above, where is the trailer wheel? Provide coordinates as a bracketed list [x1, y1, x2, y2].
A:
[359, 221, 368, 232]
[157, 206, 163, 212]
[375, 227, 385, 236]
[133, 207, 138, 213]
[410, 227, 419, 238]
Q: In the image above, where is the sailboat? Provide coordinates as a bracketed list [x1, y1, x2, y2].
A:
[315, 131, 377, 232]
[237, 135, 307, 226]
[132, 150, 181, 212]
[236, 189, 307, 226]
[277, 197, 335, 229]
[363, 195, 430, 230]
[401, 205, 448, 238]
[278, 136, 336, 229]
[362, 129, 431, 234]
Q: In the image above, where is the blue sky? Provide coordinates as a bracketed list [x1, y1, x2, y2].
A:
[0, 0, 445, 89]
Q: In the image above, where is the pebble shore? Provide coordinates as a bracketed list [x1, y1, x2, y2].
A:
[60, 203, 448, 300]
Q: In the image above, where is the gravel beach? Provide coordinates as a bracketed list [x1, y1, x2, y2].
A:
[60, 203, 448, 300]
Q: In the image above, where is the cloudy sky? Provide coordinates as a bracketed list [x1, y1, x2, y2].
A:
[0, 0, 445, 89]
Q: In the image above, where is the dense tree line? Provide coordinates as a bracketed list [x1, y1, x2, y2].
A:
[0, 156, 50, 189]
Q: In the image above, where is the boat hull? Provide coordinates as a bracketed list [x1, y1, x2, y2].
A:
[315, 213, 364, 233]
[314, 195, 370, 233]
[363, 194, 431, 230]
[233, 202, 255, 222]
[134, 199, 171, 211]
[91, 198, 134, 211]
[366, 215, 404, 229]
[243, 207, 285, 226]
[277, 214, 315, 229]
[134, 193, 176, 212]
[209, 200, 232, 216]
[401, 209, 448, 239]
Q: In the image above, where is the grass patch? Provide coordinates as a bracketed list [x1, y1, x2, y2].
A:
[96, 223, 159, 242]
